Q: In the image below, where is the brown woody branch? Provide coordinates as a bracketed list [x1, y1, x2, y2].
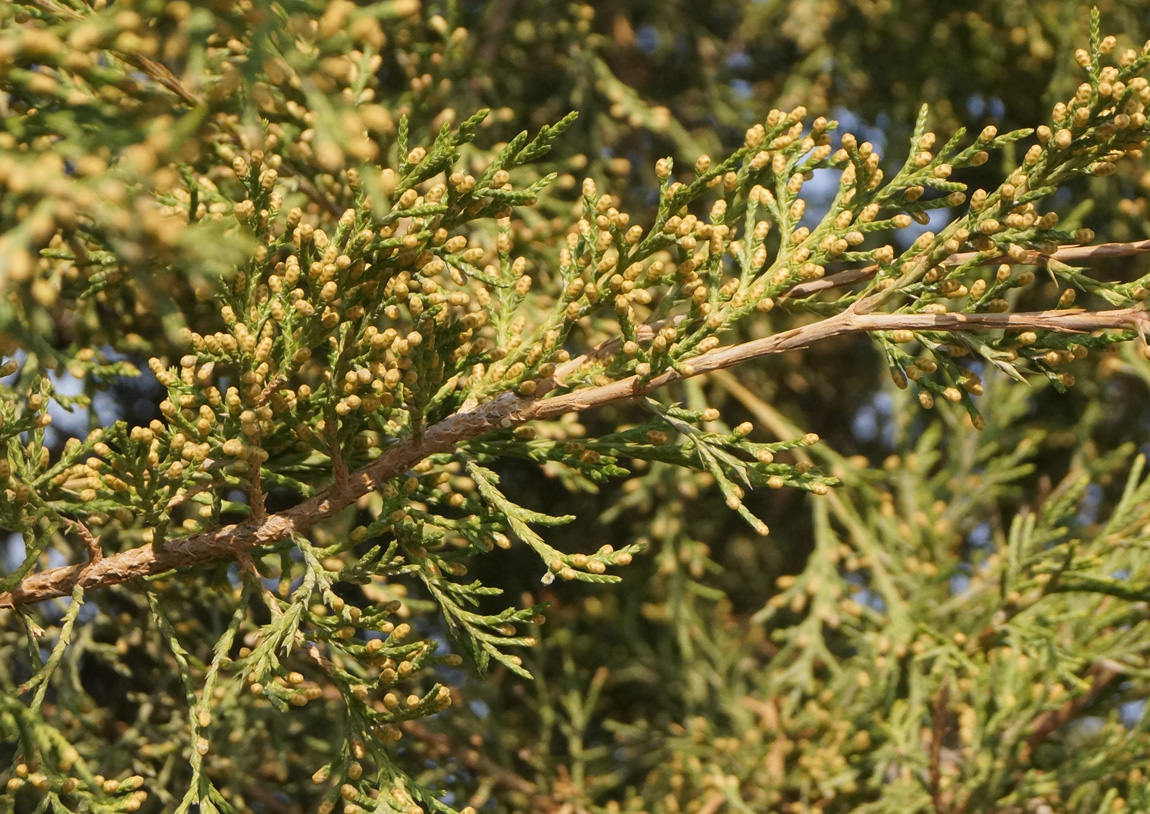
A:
[1025, 660, 1124, 753]
[523, 239, 1150, 384]
[1, 305, 1147, 610]
[929, 680, 954, 814]
[783, 240, 1150, 300]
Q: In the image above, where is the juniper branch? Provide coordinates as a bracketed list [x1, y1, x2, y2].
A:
[783, 239, 1150, 299]
[2, 304, 1146, 610]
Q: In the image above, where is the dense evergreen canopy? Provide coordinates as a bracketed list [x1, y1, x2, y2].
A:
[4, 2, 1150, 813]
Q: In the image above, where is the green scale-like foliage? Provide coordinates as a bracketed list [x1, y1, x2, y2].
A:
[3, 3, 1150, 813]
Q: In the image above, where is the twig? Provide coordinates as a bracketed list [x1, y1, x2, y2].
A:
[782, 240, 1150, 300]
[531, 306, 1148, 420]
[556, 239, 1150, 383]
[62, 517, 101, 565]
[1, 305, 1147, 609]
[1025, 660, 1123, 753]
[248, 456, 266, 522]
[929, 680, 952, 814]
[256, 377, 287, 407]
[546, 315, 684, 388]
[166, 479, 217, 511]
[124, 54, 202, 107]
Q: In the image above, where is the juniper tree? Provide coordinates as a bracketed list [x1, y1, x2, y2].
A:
[4, 2, 1150, 813]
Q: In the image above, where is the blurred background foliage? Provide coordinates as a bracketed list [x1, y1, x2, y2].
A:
[5, 1, 1150, 812]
